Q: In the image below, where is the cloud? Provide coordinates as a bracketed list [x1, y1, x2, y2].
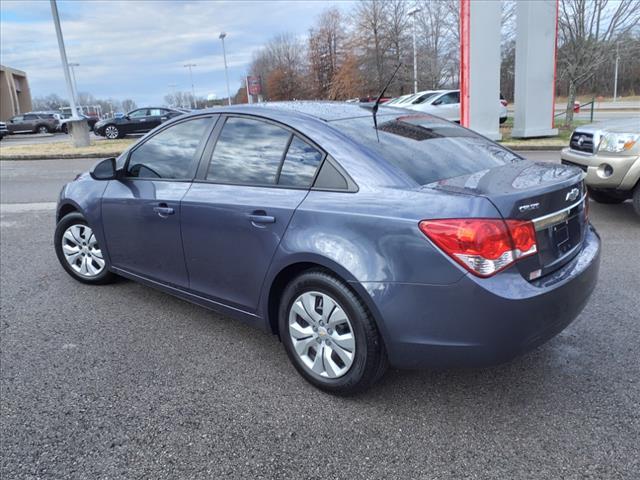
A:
[0, 0, 353, 105]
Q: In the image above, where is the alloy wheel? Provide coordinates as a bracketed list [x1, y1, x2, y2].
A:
[104, 125, 119, 139]
[288, 291, 356, 379]
[61, 224, 105, 277]
[37, 126, 48, 134]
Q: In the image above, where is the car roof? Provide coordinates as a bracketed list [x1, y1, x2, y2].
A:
[198, 101, 402, 123]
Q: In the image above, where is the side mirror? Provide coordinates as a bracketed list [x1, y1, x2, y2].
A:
[90, 157, 118, 180]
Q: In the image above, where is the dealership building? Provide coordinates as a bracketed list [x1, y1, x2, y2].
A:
[0, 64, 32, 122]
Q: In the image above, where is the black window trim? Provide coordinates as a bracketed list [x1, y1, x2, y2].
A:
[121, 113, 220, 183]
[193, 113, 358, 192]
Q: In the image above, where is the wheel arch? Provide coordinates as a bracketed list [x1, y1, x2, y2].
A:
[56, 201, 82, 222]
[262, 256, 389, 347]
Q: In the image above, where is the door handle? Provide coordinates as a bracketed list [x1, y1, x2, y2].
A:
[153, 203, 175, 217]
[247, 211, 275, 225]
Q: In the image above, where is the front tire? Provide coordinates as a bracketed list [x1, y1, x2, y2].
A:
[54, 212, 116, 285]
[588, 187, 625, 204]
[103, 124, 121, 139]
[279, 270, 387, 395]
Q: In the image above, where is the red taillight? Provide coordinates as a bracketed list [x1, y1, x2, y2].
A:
[419, 218, 537, 277]
[500, 99, 508, 107]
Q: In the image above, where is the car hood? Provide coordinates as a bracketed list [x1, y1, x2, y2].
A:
[575, 118, 639, 135]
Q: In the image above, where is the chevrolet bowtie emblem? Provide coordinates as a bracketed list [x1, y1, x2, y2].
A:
[566, 188, 580, 202]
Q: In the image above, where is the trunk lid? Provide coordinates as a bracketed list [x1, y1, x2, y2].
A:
[424, 160, 588, 280]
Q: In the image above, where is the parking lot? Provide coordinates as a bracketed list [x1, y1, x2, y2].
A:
[1, 154, 639, 479]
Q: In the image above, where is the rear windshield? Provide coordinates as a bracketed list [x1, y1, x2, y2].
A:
[334, 114, 521, 185]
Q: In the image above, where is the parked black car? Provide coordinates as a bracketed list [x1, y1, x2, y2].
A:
[94, 107, 185, 139]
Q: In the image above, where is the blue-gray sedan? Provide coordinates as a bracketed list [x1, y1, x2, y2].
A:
[54, 102, 600, 394]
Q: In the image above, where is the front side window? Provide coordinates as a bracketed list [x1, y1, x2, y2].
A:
[11, 116, 23, 122]
[278, 136, 324, 187]
[206, 117, 290, 185]
[24, 114, 38, 120]
[129, 109, 148, 118]
[126, 117, 212, 179]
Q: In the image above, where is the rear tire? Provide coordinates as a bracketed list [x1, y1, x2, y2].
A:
[54, 212, 116, 285]
[279, 270, 387, 395]
[587, 188, 625, 204]
[36, 125, 50, 134]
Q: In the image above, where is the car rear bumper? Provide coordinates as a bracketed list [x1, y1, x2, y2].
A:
[361, 225, 601, 369]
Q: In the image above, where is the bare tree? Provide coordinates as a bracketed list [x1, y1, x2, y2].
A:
[308, 8, 345, 99]
[250, 33, 306, 100]
[351, 0, 391, 93]
[558, 0, 640, 125]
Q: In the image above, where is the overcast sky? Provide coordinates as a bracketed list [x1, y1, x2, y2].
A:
[0, 0, 354, 106]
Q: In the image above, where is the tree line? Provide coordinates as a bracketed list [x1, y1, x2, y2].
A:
[236, 0, 639, 123]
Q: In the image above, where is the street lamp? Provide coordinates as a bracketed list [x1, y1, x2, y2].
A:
[408, 7, 421, 94]
[184, 63, 197, 109]
[219, 32, 231, 105]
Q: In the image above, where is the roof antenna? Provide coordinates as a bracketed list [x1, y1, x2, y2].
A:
[372, 63, 402, 142]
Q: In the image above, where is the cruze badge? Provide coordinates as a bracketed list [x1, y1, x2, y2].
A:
[519, 202, 540, 213]
[565, 188, 580, 202]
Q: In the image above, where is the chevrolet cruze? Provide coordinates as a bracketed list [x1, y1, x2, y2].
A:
[54, 102, 600, 394]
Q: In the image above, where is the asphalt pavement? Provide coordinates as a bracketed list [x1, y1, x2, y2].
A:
[1, 153, 639, 479]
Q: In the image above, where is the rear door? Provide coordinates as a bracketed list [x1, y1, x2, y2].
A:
[147, 108, 167, 130]
[181, 115, 325, 312]
[101, 115, 215, 286]
[24, 114, 39, 132]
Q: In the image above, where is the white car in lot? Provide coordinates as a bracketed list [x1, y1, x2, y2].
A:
[390, 89, 508, 124]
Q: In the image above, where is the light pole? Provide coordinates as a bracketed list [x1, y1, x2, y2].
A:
[219, 32, 231, 105]
[50, 0, 89, 146]
[184, 63, 197, 109]
[68, 62, 80, 111]
[408, 7, 421, 94]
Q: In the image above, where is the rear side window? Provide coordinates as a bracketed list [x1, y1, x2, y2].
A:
[126, 117, 212, 179]
[278, 136, 323, 187]
[206, 117, 290, 185]
[334, 115, 520, 185]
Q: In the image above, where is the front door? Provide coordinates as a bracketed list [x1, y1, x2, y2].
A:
[101, 116, 214, 287]
[127, 108, 152, 133]
[181, 115, 325, 312]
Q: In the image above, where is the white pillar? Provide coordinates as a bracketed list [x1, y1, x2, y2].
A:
[460, 0, 502, 140]
[512, 0, 558, 138]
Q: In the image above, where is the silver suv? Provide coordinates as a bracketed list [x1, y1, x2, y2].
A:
[561, 118, 640, 215]
[6, 113, 60, 134]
